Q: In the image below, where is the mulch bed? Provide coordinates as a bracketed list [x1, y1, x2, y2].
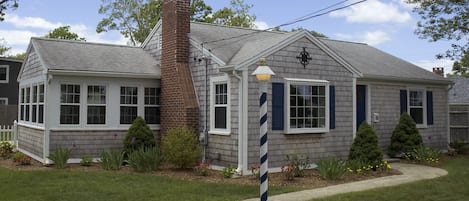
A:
[0, 157, 401, 189]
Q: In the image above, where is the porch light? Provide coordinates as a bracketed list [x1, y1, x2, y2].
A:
[252, 58, 275, 81]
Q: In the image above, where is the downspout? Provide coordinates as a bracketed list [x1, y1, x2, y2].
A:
[202, 55, 209, 162]
[232, 70, 244, 174]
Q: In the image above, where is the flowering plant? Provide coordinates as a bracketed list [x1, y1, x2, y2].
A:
[250, 165, 260, 180]
[281, 164, 295, 181]
[193, 162, 211, 176]
[12, 152, 32, 166]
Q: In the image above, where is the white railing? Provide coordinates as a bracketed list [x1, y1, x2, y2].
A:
[0, 124, 13, 142]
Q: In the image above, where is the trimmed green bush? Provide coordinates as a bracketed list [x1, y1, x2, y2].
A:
[128, 146, 162, 172]
[99, 150, 124, 170]
[349, 122, 383, 166]
[388, 113, 423, 157]
[48, 147, 72, 169]
[316, 157, 346, 180]
[123, 116, 155, 154]
[161, 127, 202, 169]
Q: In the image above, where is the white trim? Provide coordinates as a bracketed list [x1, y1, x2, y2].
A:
[17, 148, 45, 164]
[86, 84, 108, 125]
[0, 65, 8, 83]
[17, 122, 45, 130]
[209, 75, 231, 135]
[352, 78, 357, 139]
[366, 85, 372, 124]
[0, 97, 7, 105]
[141, 20, 162, 48]
[407, 88, 428, 128]
[285, 78, 330, 134]
[242, 70, 249, 174]
[48, 70, 159, 79]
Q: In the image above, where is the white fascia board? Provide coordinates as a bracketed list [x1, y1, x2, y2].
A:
[141, 20, 162, 48]
[48, 70, 160, 79]
[189, 38, 226, 66]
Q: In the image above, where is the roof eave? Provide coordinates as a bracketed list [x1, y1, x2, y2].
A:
[48, 69, 160, 79]
[359, 74, 452, 85]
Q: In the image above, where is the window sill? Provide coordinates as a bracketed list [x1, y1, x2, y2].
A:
[286, 128, 329, 134]
[416, 124, 428, 129]
[208, 130, 231, 136]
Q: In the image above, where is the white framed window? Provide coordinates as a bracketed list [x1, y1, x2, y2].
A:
[144, 87, 160, 125]
[120, 86, 138, 124]
[209, 76, 230, 135]
[31, 85, 38, 123]
[0, 65, 8, 83]
[408, 89, 427, 127]
[19, 88, 25, 121]
[0, 98, 7, 105]
[38, 84, 44, 124]
[60, 84, 80, 125]
[87, 85, 106, 125]
[286, 78, 329, 134]
[25, 87, 30, 121]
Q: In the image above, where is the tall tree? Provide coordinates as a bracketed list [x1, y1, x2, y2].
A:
[97, 0, 212, 46]
[0, 38, 10, 56]
[406, 0, 468, 60]
[450, 51, 469, 77]
[0, 0, 18, 21]
[206, 0, 256, 28]
[45, 26, 86, 41]
[8, 52, 25, 60]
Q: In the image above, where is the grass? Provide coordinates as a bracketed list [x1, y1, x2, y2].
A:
[312, 157, 469, 201]
[0, 167, 298, 201]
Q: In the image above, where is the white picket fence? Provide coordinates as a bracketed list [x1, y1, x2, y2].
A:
[0, 121, 16, 142]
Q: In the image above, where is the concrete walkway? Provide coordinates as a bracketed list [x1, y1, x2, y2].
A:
[244, 163, 448, 201]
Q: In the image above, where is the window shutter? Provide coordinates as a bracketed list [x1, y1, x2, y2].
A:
[330, 85, 335, 129]
[400, 90, 407, 115]
[427, 91, 433, 125]
[272, 82, 284, 130]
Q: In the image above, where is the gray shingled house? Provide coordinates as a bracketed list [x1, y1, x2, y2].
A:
[17, 1, 451, 174]
[448, 78, 469, 142]
[0, 57, 22, 126]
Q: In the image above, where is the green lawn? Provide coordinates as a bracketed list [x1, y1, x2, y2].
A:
[0, 167, 298, 201]
[312, 157, 469, 201]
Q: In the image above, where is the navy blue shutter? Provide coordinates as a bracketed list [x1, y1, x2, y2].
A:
[329, 85, 335, 129]
[272, 83, 284, 130]
[427, 91, 433, 125]
[400, 90, 407, 115]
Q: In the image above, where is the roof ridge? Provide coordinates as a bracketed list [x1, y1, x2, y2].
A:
[319, 37, 368, 46]
[190, 21, 286, 34]
[31, 37, 138, 49]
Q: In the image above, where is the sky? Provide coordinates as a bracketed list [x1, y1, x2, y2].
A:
[0, 0, 457, 74]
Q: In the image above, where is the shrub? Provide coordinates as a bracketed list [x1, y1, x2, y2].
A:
[281, 164, 295, 181]
[388, 113, 423, 157]
[0, 141, 14, 159]
[123, 116, 156, 154]
[286, 154, 310, 177]
[221, 164, 236, 178]
[99, 150, 125, 170]
[128, 146, 162, 172]
[346, 159, 392, 174]
[349, 122, 383, 166]
[12, 152, 32, 166]
[449, 141, 469, 155]
[161, 127, 202, 169]
[404, 145, 441, 164]
[48, 147, 72, 169]
[193, 162, 211, 176]
[316, 157, 346, 180]
[250, 165, 260, 180]
[80, 155, 93, 166]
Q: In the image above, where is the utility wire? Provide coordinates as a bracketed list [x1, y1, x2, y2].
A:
[202, 0, 367, 45]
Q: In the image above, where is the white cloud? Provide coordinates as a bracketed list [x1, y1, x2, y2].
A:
[329, 0, 412, 24]
[363, 30, 391, 45]
[334, 30, 391, 46]
[4, 14, 61, 30]
[413, 59, 454, 74]
[0, 30, 40, 46]
[253, 21, 269, 30]
[393, 0, 417, 10]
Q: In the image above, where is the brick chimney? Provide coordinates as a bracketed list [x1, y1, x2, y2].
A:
[161, 0, 199, 134]
[432, 67, 444, 76]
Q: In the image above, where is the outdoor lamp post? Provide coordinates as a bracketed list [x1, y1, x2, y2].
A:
[252, 58, 275, 201]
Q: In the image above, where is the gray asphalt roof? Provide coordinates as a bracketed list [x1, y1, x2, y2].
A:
[319, 38, 449, 83]
[449, 78, 469, 104]
[31, 37, 160, 77]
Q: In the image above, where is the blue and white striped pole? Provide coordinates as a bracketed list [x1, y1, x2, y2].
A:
[259, 82, 268, 201]
[252, 58, 274, 201]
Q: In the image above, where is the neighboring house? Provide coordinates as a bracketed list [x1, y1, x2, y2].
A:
[448, 78, 469, 142]
[0, 57, 22, 125]
[17, 0, 451, 174]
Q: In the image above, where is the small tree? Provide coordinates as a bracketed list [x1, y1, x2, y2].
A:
[349, 122, 383, 165]
[162, 127, 202, 169]
[123, 116, 156, 154]
[388, 113, 423, 157]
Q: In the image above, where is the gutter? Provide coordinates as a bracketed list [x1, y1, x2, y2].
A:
[48, 69, 160, 79]
[360, 75, 452, 85]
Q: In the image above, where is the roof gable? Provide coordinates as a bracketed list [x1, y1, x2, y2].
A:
[449, 78, 469, 104]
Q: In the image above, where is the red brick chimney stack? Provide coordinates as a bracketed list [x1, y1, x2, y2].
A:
[161, 0, 199, 134]
[432, 67, 444, 76]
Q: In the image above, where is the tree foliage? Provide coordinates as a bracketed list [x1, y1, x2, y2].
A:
[406, 0, 468, 60]
[0, 0, 18, 21]
[205, 0, 256, 28]
[0, 38, 10, 56]
[45, 26, 85, 41]
[388, 113, 423, 157]
[8, 52, 25, 60]
[450, 51, 469, 77]
[349, 122, 383, 165]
